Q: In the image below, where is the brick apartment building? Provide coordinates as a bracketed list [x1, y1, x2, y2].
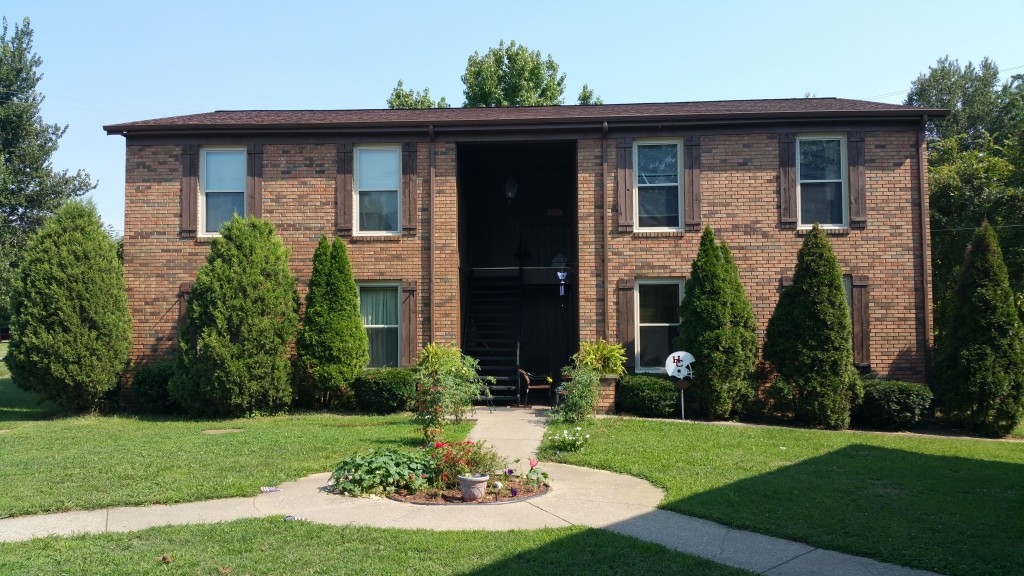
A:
[105, 98, 946, 401]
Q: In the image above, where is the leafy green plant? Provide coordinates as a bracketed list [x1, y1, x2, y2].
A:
[763, 224, 861, 430]
[4, 200, 132, 413]
[295, 236, 369, 410]
[414, 343, 490, 441]
[328, 448, 430, 496]
[170, 216, 299, 418]
[617, 374, 678, 418]
[675, 228, 758, 419]
[427, 440, 507, 488]
[932, 222, 1024, 437]
[571, 339, 626, 376]
[853, 379, 933, 430]
[130, 358, 179, 414]
[545, 427, 591, 453]
[552, 366, 600, 424]
[352, 367, 416, 414]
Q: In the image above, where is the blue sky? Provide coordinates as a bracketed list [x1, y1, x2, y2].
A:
[5, 0, 1023, 234]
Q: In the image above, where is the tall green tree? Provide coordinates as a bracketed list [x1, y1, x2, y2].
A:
[905, 56, 1003, 147]
[4, 199, 131, 412]
[931, 222, 1024, 437]
[387, 80, 450, 109]
[0, 17, 94, 325]
[764, 225, 860, 430]
[170, 216, 299, 417]
[675, 227, 757, 419]
[295, 236, 369, 409]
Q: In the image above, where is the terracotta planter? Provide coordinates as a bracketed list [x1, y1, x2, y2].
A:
[457, 474, 489, 502]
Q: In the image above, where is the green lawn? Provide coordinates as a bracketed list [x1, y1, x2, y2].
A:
[540, 418, 1024, 576]
[0, 520, 751, 575]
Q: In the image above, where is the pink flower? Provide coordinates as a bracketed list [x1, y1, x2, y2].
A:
[529, 457, 539, 470]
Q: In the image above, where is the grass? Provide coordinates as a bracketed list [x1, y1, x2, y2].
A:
[540, 418, 1024, 576]
[0, 519, 751, 575]
[0, 341, 63, 423]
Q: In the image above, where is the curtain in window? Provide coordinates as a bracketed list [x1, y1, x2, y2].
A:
[361, 287, 399, 367]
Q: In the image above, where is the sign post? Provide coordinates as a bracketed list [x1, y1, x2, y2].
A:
[665, 351, 695, 420]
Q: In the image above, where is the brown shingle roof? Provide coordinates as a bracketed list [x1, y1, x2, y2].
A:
[104, 98, 947, 135]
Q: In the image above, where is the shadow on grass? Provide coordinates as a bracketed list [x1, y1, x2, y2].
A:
[662, 444, 1023, 576]
[0, 377, 64, 423]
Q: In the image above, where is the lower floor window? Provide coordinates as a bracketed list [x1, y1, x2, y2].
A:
[637, 280, 684, 371]
[359, 284, 400, 367]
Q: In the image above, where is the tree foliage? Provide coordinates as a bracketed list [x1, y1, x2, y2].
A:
[764, 225, 860, 430]
[462, 40, 566, 107]
[0, 17, 94, 325]
[387, 80, 450, 109]
[931, 223, 1024, 437]
[170, 216, 298, 417]
[4, 199, 131, 412]
[577, 83, 603, 106]
[295, 236, 369, 409]
[905, 56, 1003, 147]
[675, 227, 758, 419]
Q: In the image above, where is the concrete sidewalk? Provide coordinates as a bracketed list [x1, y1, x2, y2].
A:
[0, 407, 939, 576]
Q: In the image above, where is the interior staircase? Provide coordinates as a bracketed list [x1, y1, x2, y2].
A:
[463, 274, 521, 404]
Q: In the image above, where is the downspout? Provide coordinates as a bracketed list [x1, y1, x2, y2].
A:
[601, 121, 610, 341]
[917, 116, 932, 380]
[428, 124, 436, 343]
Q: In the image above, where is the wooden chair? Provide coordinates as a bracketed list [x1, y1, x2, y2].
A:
[519, 369, 553, 406]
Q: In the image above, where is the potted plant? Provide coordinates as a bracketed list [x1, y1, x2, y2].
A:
[428, 440, 507, 502]
[571, 339, 627, 414]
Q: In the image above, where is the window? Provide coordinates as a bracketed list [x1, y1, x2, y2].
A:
[636, 280, 684, 371]
[797, 135, 847, 227]
[359, 284, 400, 367]
[356, 146, 400, 234]
[200, 147, 246, 234]
[635, 142, 681, 228]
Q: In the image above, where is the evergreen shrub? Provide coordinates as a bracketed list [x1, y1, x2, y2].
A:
[131, 358, 178, 414]
[854, 380, 933, 430]
[4, 200, 132, 412]
[617, 374, 678, 418]
[552, 366, 600, 424]
[352, 367, 417, 414]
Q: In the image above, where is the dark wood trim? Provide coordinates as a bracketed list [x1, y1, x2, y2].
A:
[851, 275, 871, 370]
[402, 142, 417, 236]
[847, 132, 866, 228]
[778, 134, 797, 228]
[617, 279, 636, 369]
[683, 135, 701, 231]
[246, 143, 263, 218]
[177, 281, 194, 322]
[335, 143, 353, 236]
[180, 145, 198, 235]
[616, 137, 634, 233]
[916, 125, 932, 376]
[401, 280, 417, 366]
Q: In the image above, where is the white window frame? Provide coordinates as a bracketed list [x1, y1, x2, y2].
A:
[635, 279, 685, 373]
[796, 134, 848, 229]
[634, 140, 683, 230]
[358, 282, 401, 368]
[198, 146, 247, 237]
[354, 145, 402, 236]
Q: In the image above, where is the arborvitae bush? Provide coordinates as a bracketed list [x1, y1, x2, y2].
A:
[764, 224, 860, 430]
[169, 216, 298, 417]
[352, 367, 417, 414]
[131, 358, 179, 414]
[295, 236, 369, 409]
[617, 374, 679, 418]
[675, 227, 758, 419]
[853, 379, 932, 430]
[932, 222, 1024, 437]
[4, 200, 132, 412]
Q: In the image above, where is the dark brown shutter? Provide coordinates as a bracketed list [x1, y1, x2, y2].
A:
[616, 138, 634, 233]
[401, 280, 417, 366]
[178, 281, 194, 322]
[683, 136, 702, 231]
[402, 142, 418, 235]
[336, 143, 353, 236]
[247, 143, 263, 218]
[617, 279, 635, 369]
[779, 133, 797, 228]
[181, 145, 198, 234]
[848, 132, 866, 229]
[851, 275, 871, 370]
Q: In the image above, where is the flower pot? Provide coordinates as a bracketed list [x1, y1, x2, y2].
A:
[457, 474, 489, 502]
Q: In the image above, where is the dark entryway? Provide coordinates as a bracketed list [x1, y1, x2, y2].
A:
[457, 141, 578, 403]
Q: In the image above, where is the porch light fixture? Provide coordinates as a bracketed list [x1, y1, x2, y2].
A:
[504, 175, 518, 203]
[552, 254, 569, 299]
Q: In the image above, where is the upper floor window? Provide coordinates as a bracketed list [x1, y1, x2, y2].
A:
[635, 141, 681, 229]
[797, 135, 847, 228]
[200, 147, 246, 235]
[636, 280, 684, 371]
[356, 146, 400, 234]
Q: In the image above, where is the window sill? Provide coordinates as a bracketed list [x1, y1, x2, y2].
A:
[796, 226, 851, 237]
[632, 229, 686, 238]
[351, 234, 403, 243]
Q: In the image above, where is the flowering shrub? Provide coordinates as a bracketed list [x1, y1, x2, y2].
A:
[546, 427, 591, 453]
[328, 449, 430, 496]
[414, 343, 492, 442]
[427, 440, 507, 488]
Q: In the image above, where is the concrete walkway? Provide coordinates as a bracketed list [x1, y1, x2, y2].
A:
[0, 407, 938, 576]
